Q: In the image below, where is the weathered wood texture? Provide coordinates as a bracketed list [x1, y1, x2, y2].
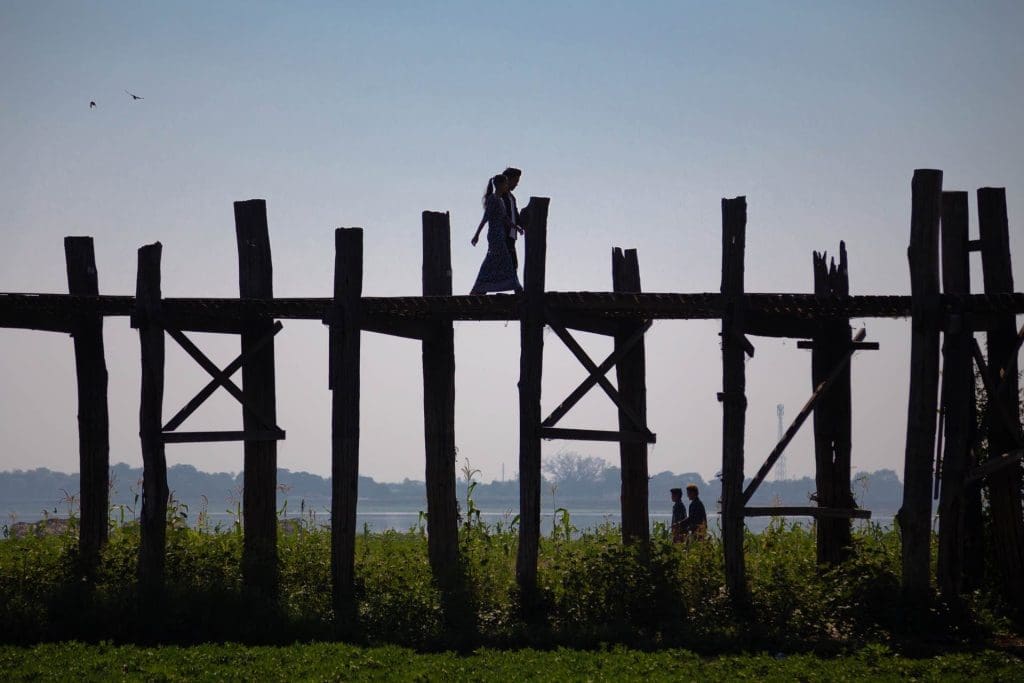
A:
[811, 244, 854, 565]
[4, 291, 1024, 328]
[901, 169, 943, 603]
[421, 211, 461, 614]
[135, 243, 167, 596]
[720, 196, 749, 606]
[64, 237, 110, 570]
[331, 227, 363, 623]
[517, 198, 549, 602]
[937, 191, 975, 599]
[235, 200, 279, 598]
[977, 187, 1024, 611]
[613, 248, 650, 544]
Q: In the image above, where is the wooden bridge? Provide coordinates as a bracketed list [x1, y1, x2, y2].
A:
[2, 169, 1022, 617]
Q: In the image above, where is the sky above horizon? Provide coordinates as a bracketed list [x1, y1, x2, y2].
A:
[2, 2, 1022, 487]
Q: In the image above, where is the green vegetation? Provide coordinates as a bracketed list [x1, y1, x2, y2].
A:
[1, 642, 1021, 682]
[0, 501, 1017, 653]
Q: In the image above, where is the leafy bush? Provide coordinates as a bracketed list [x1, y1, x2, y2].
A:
[0, 510, 1011, 651]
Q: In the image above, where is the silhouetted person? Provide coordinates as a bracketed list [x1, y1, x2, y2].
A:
[682, 483, 707, 539]
[501, 167, 523, 269]
[470, 174, 522, 294]
[670, 487, 687, 543]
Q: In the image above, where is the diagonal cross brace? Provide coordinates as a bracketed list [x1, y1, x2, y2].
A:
[971, 334, 1024, 446]
[742, 328, 867, 505]
[163, 321, 283, 432]
[163, 325, 282, 433]
[542, 308, 653, 436]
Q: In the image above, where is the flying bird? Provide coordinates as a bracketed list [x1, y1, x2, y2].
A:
[89, 101, 96, 109]
[125, 90, 144, 100]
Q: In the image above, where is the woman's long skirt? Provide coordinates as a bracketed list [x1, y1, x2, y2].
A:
[471, 223, 522, 294]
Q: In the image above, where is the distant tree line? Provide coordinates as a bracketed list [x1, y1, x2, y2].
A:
[1, 453, 904, 518]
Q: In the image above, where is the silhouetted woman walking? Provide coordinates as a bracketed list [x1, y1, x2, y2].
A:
[470, 174, 522, 294]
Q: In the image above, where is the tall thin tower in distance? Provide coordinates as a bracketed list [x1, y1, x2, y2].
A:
[776, 404, 787, 481]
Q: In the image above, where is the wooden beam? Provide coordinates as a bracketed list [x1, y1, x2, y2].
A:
[545, 308, 650, 434]
[540, 319, 652, 428]
[796, 340, 879, 351]
[235, 199, 279, 599]
[517, 197, 548, 607]
[0, 312, 70, 332]
[971, 338, 1024, 443]
[360, 316, 427, 340]
[744, 506, 872, 519]
[901, 168, 943, 604]
[810, 242, 855, 566]
[162, 321, 283, 432]
[539, 426, 656, 444]
[162, 430, 284, 443]
[558, 313, 620, 336]
[613, 247, 651, 545]
[421, 210, 462, 626]
[135, 242, 167, 599]
[936, 191, 975, 599]
[977, 186, 1024, 612]
[165, 327, 280, 432]
[331, 227, 362, 626]
[743, 327, 867, 506]
[64, 236, 110, 572]
[966, 449, 1024, 485]
[720, 195, 749, 607]
[743, 313, 818, 339]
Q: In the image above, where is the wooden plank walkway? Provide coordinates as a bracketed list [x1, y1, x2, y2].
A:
[2, 291, 1022, 333]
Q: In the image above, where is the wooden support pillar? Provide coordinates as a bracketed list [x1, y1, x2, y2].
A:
[234, 199, 278, 598]
[612, 248, 649, 545]
[331, 227, 362, 623]
[978, 187, 1024, 611]
[135, 243, 167, 598]
[421, 211, 462, 617]
[64, 237, 110, 571]
[937, 191, 974, 599]
[517, 197, 549, 605]
[720, 196, 749, 607]
[811, 243, 854, 566]
[901, 168, 943, 603]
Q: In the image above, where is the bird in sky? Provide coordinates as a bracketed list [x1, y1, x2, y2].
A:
[125, 90, 143, 100]
[89, 101, 96, 109]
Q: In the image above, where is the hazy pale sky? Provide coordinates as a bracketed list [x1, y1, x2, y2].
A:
[1, 1, 1022, 486]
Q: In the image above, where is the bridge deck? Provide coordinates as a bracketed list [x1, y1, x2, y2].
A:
[0, 291, 1021, 334]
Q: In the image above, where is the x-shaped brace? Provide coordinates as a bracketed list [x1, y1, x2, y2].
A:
[541, 307, 654, 438]
[162, 321, 284, 434]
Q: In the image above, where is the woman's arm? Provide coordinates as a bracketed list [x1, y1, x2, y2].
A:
[471, 214, 486, 246]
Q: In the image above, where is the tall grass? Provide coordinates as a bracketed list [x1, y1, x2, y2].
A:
[0, 503, 1011, 651]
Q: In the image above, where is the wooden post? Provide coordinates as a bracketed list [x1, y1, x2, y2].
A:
[517, 197, 549, 605]
[421, 211, 462, 619]
[64, 237, 110, 571]
[234, 199, 278, 598]
[811, 243, 854, 565]
[135, 242, 167, 597]
[937, 191, 974, 600]
[331, 227, 362, 623]
[901, 169, 942, 603]
[613, 248, 649, 545]
[977, 187, 1024, 611]
[720, 196, 749, 607]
